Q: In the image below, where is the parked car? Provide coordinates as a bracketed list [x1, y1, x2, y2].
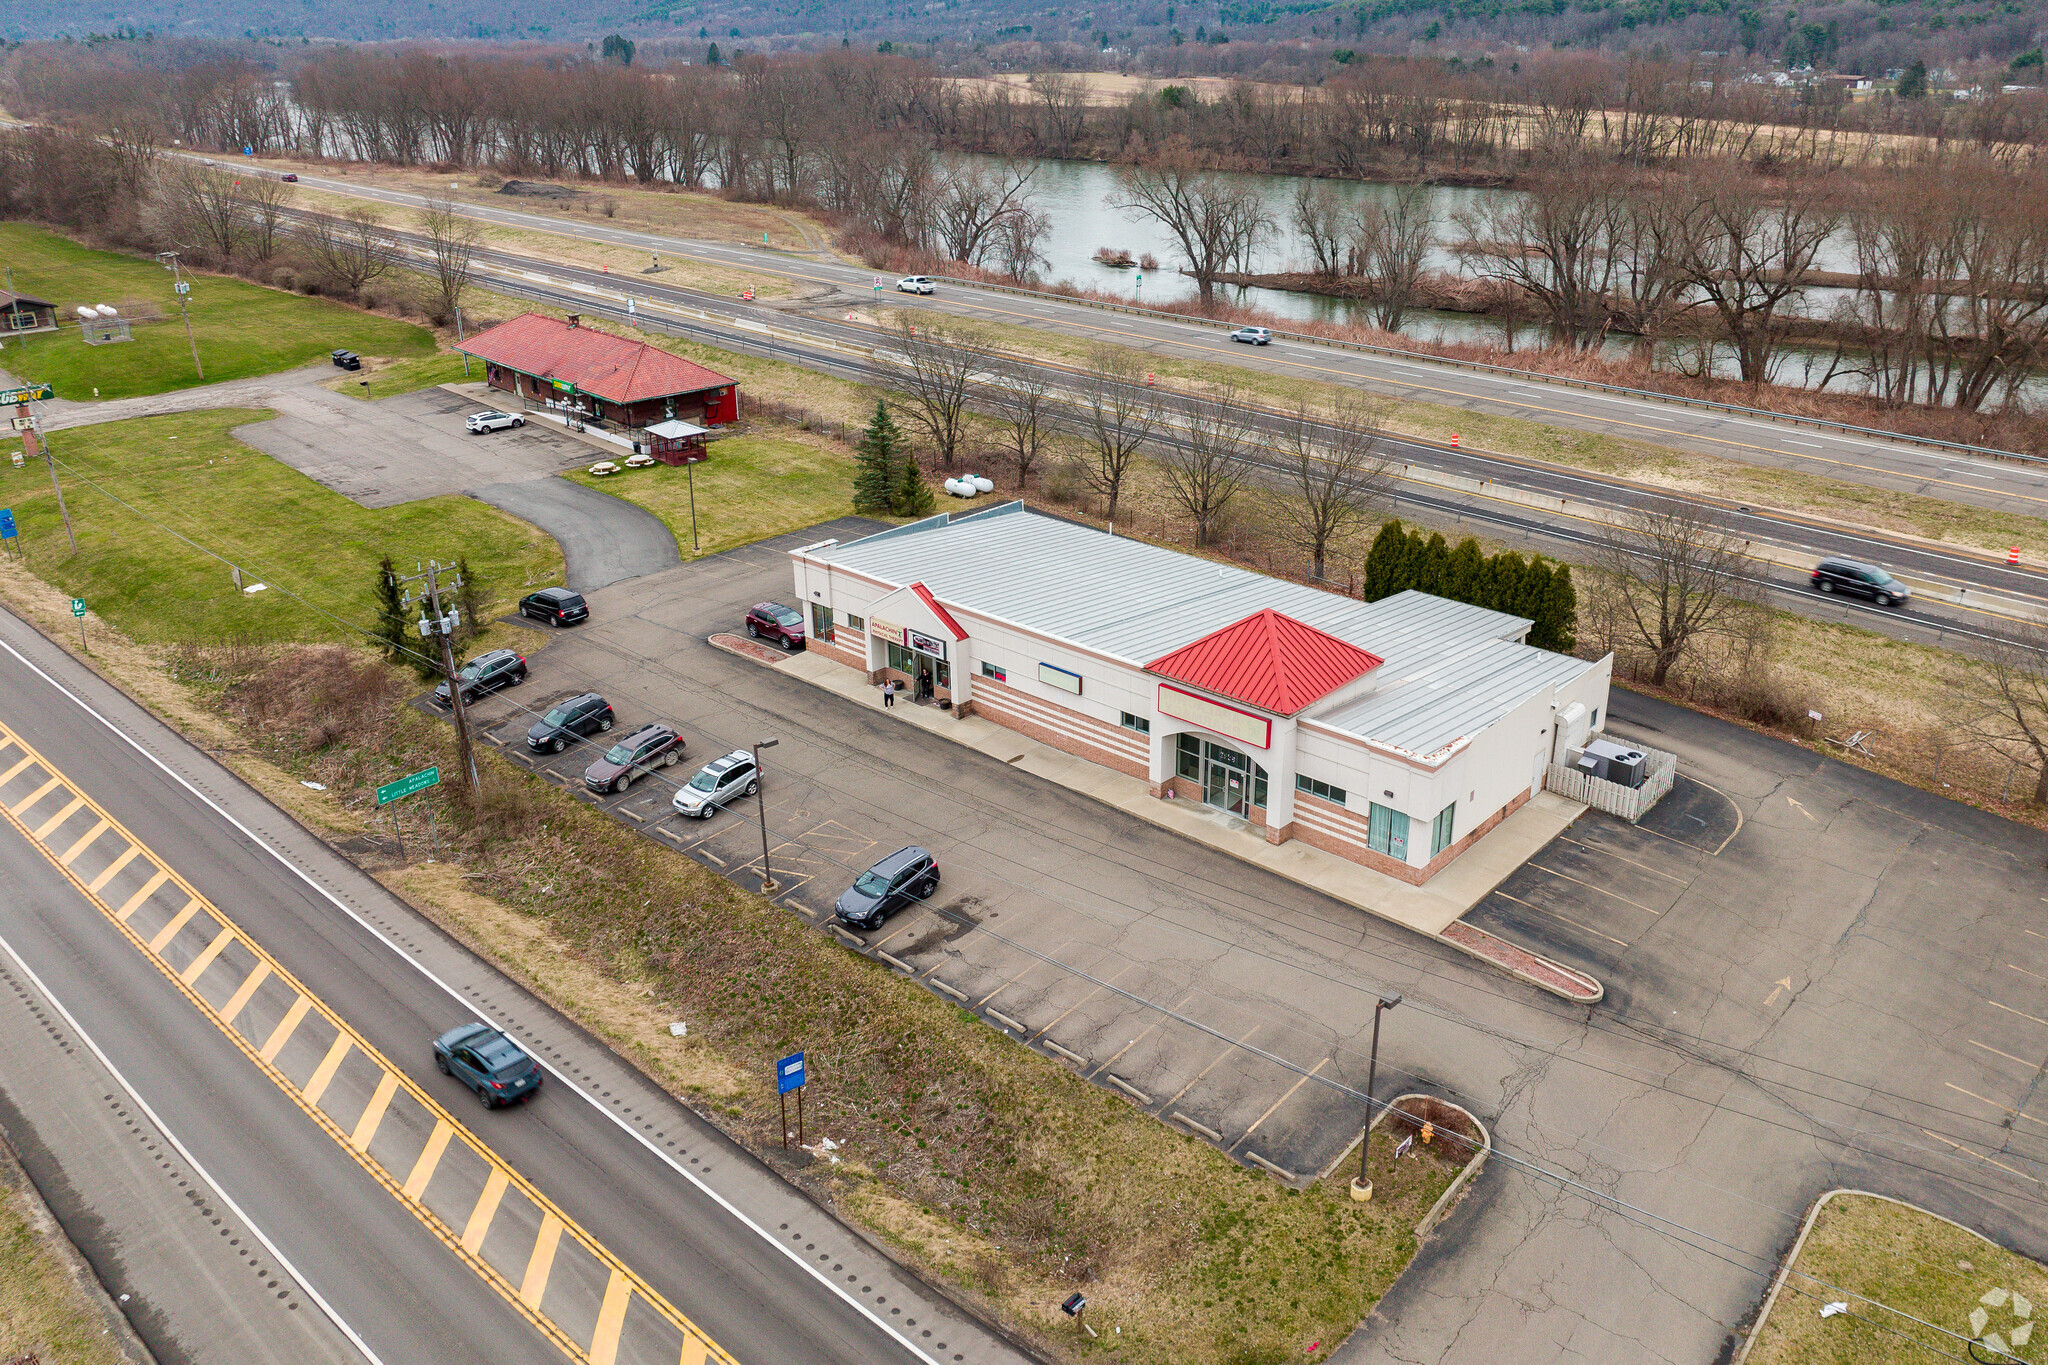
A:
[433, 1022, 542, 1110]
[330, 349, 361, 371]
[1811, 558, 1911, 608]
[466, 410, 526, 434]
[526, 692, 614, 754]
[671, 750, 759, 820]
[745, 602, 806, 650]
[1229, 326, 1272, 346]
[519, 586, 588, 627]
[434, 649, 527, 707]
[583, 723, 683, 794]
[833, 846, 940, 932]
[896, 275, 936, 294]
[280, 173, 299, 182]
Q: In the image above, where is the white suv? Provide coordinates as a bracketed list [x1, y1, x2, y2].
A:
[671, 750, 760, 819]
[896, 275, 936, 295]
[465, 410, 525, 434]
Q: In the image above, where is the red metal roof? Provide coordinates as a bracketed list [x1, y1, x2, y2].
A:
[1143, 609, 1382, 716]
[458, 312, 735, 404]
[910, 583, 968, 641]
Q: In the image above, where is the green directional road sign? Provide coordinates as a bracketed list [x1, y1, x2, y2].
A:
[70, 599, 86, 618]
[1, 384, 54, 405]
[376, 765, 441, 806]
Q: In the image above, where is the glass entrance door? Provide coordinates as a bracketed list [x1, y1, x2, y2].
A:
[1203, 747, 1251, 816]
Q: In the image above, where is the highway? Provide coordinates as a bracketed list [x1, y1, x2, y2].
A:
[0, 604, 1029, 1365]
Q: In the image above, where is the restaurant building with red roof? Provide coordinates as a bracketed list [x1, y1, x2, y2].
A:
[458, 312, 739, 458]
[789, 504, 1612, 885]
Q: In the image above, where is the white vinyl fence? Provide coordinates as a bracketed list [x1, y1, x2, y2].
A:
[1547, 744, 1677, 823]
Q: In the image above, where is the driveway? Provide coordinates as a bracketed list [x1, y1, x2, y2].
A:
[470, 476, 679, 591]
[445, 520, 2048, 1363]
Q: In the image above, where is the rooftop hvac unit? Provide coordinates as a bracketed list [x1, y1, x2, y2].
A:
[1583, 737, 1647, 789]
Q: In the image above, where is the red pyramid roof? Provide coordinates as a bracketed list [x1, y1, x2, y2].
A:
[1143, 609, 1382, 716]
[458, 312, 734, 404]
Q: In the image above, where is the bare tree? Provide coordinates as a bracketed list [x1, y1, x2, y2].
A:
[1678, 164, 1843, 384]
[238, 174, 293, 262]
[1270, 395, 1394, 581]
[1593, 498, 1760, 688]
[1111, 139, 1274, 308]
[1454, 161, 1622, 350]
[1077, 346, 1164, 523]
[1291, 181, 1347, 279]
[156, 161, 246, 263]
[1349, 183, 1435, 332]
[931, 156, 1040, 268]
[1951, 621, 2048, 805]
[1032, 73, 1091, 160]
[990, 203, 1053, 281]
[418, 195, 482, 322]
[1159, 386, 1259, 547]
[886, 316, 983, 470]
[981, 355, 1055, 487]
[300, 207, 395, 300]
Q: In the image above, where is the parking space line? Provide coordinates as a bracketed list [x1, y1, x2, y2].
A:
[1491, 891, 1632, 947]
[1162, 1024, 1263, 1110]
[1945, 1082, 2048, 1129]
[1034, 964, 1132, 1038]
[1556, 835, 1692, 883]
[1528, 863, 1661, 914]
[1096, 991, 1197, 1074]
[2007, 962, 2048, 984]
[1989, 1000, 2048, 1030]
[1969, 1039, 2036, 1068]
[1233, 1057, 1329, 1150]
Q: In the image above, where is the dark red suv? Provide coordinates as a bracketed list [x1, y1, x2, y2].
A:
[746, 602, 805, 650]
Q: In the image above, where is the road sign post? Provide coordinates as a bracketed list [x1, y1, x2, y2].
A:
[71, 597, 86, 650]
[376, 766, 441, 861]
[776, 1050, 806, 1150]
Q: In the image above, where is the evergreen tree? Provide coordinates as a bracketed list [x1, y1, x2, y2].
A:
[1518, 559, 1554, 628]
[1362, 520, 1406, 600]
[1535, 565, 1579, 653]
[1443, 537, 1485, 603]
[1413, 531, 1450, 596]
[1482, 551, 1526, 615]
[454, 556, 485, 651]
[891, 449, 936, 517]
[852, 401, 902, 513]
[374, 555, 411, 668]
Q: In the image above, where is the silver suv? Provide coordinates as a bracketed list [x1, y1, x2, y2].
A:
[671, 750, 760, 819]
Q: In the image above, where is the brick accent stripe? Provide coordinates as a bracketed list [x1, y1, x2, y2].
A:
[972, 677, 1148, 778]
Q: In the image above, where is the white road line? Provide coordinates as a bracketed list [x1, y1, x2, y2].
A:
[0, 633, 944, 1365]
[0, 926, 385, 1365]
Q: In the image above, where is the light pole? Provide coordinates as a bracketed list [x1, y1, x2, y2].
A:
[1359, 993, 1402, 1188]
[752, 738, 779, 892]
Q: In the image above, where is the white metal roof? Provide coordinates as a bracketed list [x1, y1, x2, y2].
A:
[805, 505, 1594, 755]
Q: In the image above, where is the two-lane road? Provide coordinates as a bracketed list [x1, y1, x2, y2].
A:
[0, 603, 1029, 1365]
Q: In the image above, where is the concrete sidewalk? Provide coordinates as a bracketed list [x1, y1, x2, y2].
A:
[774, 648, 1600, 997]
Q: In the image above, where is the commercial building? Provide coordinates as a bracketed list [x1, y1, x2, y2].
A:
[791, 504, 1612, 885]
[458, 312, 739, 455]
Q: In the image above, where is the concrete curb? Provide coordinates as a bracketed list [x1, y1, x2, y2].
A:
[1733, 1188, 2008, 1365]
[1320, 1093, 1493, 1234]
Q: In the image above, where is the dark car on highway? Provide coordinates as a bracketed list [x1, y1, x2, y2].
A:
[281, 173, 299, 182]
[746, 601, 806, 650]
[1812, 558, 1911, 608]
[583, 723, 683, 794]
[434, 1022, 542, 1110]
[526, 692, 614, 753]
[833, 845, 940, 932]
[434, 649, 527, 707]
[519, 587, 588, 627]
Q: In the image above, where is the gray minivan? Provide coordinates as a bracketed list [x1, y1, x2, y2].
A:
[1811, 558, 1910, 608]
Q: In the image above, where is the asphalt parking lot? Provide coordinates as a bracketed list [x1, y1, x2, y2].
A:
[444, 520, 2048, 1364]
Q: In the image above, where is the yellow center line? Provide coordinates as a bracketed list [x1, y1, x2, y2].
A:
[587, 1270, 633, 1365]
[520, 1213, 565, 1309]
[115, 868, 170, 922]
[178, 925, 238, 986]
[350, 1072, 402, 1152]
[59, 818, 110, 865]
[301, 1034, 352, 1107]
[259, 994, 314, 1062]
[462, 1168, 510, 1255]
[146, 897, 203, 952]
[403, 1120, 456, 1201]
[31, 793, 86, 840]
[219, 962, 272, 1026]
[86, 844, 140, 892]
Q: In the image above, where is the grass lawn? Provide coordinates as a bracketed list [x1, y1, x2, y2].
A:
[332, 349, 476, 400]
[7, 408, 561, 644]
[1743, 1193, 2048, 1364]
[0, 222, 438, 401]
[564, 430, 859, 557]
[0, 1156, 125, 1365]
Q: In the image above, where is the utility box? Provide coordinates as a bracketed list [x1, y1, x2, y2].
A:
[1582, 738, 1648, 789]
[1553, 702, 1589, 765]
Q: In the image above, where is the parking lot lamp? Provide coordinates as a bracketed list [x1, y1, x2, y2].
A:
[1360, 993, 1402, 1185]
[753, 738, 779, 892]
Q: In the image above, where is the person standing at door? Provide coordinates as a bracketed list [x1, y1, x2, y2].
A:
[918, 668, 933, 701]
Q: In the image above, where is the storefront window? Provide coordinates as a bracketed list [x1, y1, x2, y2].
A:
[1431, 802, 1457, 857]
[1177, 733, 1202, 780]
[1368, 803, 1410, 860]
[1175, 735, 1268, 809]
[810, 603, 834, 641]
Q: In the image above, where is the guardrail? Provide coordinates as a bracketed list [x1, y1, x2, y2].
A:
[922, 271, 2043, 467]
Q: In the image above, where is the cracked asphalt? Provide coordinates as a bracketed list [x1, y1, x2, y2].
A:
[458, 521, 2048, 1364]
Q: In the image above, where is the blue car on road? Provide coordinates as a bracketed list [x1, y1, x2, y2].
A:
[433, 1022, 544, 1110]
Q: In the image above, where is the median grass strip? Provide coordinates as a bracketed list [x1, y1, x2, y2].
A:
[1742, 1192, 2048, 1365]
[0, 1137, 129, 1365]
[564, 430, 857, 558]
[10, 408, 561, 643]
[0, 222, 439, 401]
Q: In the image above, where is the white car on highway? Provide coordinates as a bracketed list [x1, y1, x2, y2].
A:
[465, 410, 525, 434]
[896, 275, 936, 295]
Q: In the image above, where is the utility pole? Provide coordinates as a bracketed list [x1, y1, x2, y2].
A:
[159, 252, 203, 380]
[394, 559, 481, 811]
[17, 405, 75, 554]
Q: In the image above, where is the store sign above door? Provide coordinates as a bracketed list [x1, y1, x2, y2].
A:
[906, 629, 948, 659]
[869, 618, 906, 647]
[1158, 683, 1271, 749]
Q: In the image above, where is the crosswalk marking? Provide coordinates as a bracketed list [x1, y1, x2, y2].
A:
[260, 994, 314, 1062]
[350, 1072, 402, 1152]
[178, 926, 237, 985]
[59, 818, 110, 864]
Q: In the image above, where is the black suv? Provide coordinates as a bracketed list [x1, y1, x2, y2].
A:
[834, 846, 940, 931]
[519, 587, 589, 627]
[331, 348, 361, 371]
[1811, 558, 1910, 608]
[583, 723, 684, 794]
[435, 649, 527, 707]
[526, 692, 614, 753]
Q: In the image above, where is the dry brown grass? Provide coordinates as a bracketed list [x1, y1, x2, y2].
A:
[0, 1137, 131, 1365]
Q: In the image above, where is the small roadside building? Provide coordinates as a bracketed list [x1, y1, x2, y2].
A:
[792, 504, 1614, 885]
[1, 291, 58, 334]
[458, 312, 740, 436]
